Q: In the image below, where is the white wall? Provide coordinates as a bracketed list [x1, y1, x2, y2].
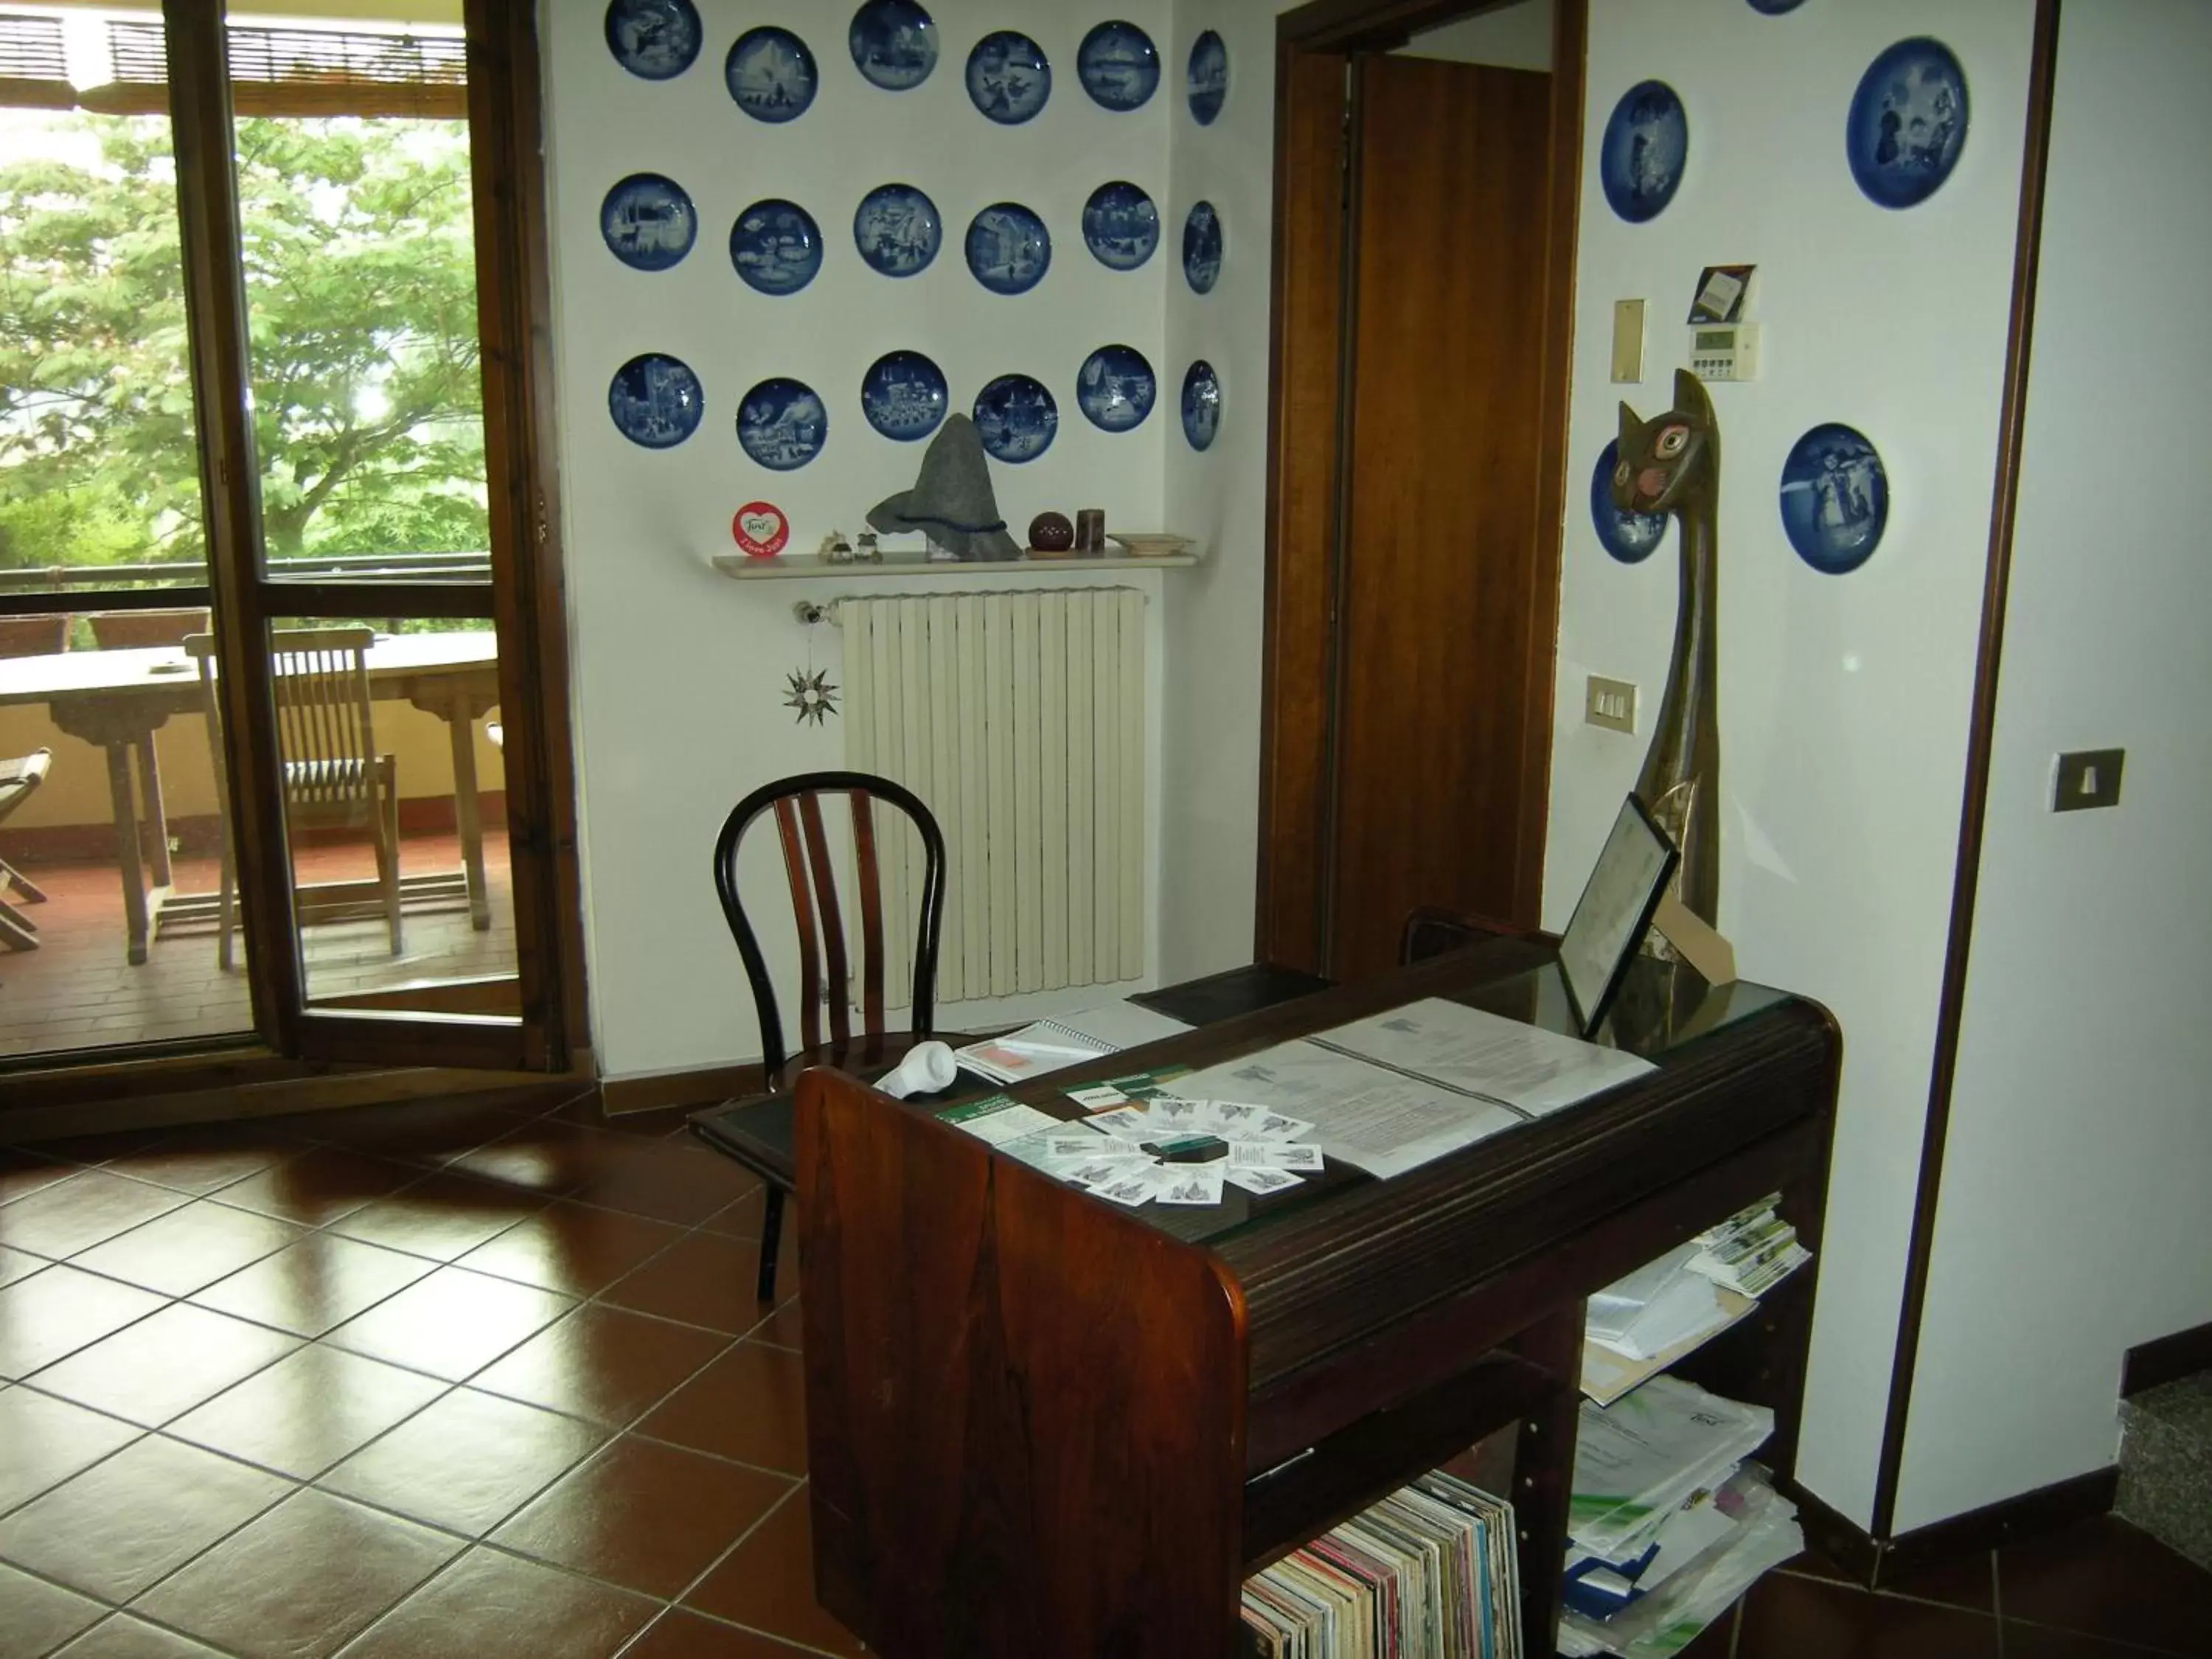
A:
[1893, 0, 2212, 1531]
[1398, 0, 1554, 70]
[1546, 0, 2034, 1528]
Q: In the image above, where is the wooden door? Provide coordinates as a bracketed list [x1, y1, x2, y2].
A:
[1325, 55, 1557, 978]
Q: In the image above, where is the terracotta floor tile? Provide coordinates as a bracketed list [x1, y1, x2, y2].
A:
[572, 1138, 762, 1227]
[1874, 1547, 1996, 1612]
[167, 1346, 446, 1481]
[619, 1610, 830, 1659]
[0, 1559, 105, 1659]
[105, 1127, 299, 1197]
[319, 1386, 605, 1537]
[453, 1200, 685, 1296]
[323, 1265, 574, 1381]
[696, 1188, 793, 1251]
[0, 1245, 47, 1290]
[299, 1093, 544, 1165]
[1735, 1571, 2003, 1659]
[49, 1614, 231, 1657]
[0, 1169, 188, 1259]
[211, 1148, 420, 1227]
[0, 1388, 142, 1516]
[0, 1265, 166, 1380]
[602, 1231, 779, 1336]
[637, 1342, 807, 1474]
[2000, 1517, 2212, 1658]
[684, 1491, 865, 1655]
[444, 1119, 634, 1197]
[325, 1169, 547, 1262]
[473, 1305, 729, 1427]
[0, 1433, 290, 1601]
[0, 1147, 77, 1208]
[2003, 1623, 2204, 1658]
[490, 1433, 792, 1599]
[552, 1098, 703, 1138]
[69, 1202, 305, 1298]
[28, 1302, 299, 1427]
[338, 1546, 657, 1658]
[131, 1489, 461, 1659]
[189, 1232, 437, 1338]
[748, 1297, 801, 1352]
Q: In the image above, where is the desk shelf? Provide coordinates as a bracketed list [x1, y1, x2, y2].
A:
[712, 551, 1199, 580]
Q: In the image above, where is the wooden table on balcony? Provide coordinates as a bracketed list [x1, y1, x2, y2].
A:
[0, 631, 500, 964]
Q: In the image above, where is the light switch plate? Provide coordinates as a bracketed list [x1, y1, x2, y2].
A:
[1586, 675, 1637, 734]
[2052, 748, 2124, 812]
[1611, 300, 1646, 383]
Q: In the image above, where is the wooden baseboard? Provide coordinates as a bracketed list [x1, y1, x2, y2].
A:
[1789, 1464, 2117, 1589]
[599, 1061, 765, 1117]
[2122, 1319, 2212, 1399]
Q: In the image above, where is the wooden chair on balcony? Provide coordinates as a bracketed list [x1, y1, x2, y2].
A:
[184, 628, 403, 970]
[0, 748, 53, 952]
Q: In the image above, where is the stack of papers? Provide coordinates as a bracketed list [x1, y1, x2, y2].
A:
[1684, 1197, 1810, 1298]
[1581, 1248, 1757, 1408]
[953, 1001, 1192, 1085]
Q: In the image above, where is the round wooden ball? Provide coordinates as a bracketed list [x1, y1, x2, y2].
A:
[1028, 512, 1075, 553]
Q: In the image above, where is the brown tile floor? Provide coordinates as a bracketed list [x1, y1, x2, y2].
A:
[2, 1085, 2208, 1657]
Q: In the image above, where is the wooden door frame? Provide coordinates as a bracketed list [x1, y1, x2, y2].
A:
[1256, 0, 1586, 974]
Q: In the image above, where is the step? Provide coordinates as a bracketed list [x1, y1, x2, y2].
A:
[2116, 1371, 2212, 1573]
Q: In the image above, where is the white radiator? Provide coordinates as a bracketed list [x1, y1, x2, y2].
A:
[838, 588, 1147, 1006]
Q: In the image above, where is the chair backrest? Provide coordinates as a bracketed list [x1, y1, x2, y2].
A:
[0, 615, 67, 659]
[714, 771, 947, 1086]
[0, 748, 53, 828]
[87, 608, 212, 650]
[184, 627, 381, 810]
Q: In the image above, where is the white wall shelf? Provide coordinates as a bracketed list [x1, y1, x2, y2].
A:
[712, 552, 1200, 580]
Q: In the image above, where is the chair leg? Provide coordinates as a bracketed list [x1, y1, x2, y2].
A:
[756, 1186, 787, 1303]
[374, 759, 403, 957]
[0, 856, 46, 904]
[215, 830, 238, 972]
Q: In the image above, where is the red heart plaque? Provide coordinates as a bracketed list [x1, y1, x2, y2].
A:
[731, 501, 790, 558]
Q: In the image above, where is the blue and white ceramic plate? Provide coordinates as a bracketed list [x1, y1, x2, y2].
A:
[1600, 80, 1688, 223]
[860, 349, 948, 442]
[737, 377, 827, 471]
[1780, 423, 1888, 574]
[1078, 21, 1158, 111]
[602, 173, 696, 271]
[608, 352, 702, 448]
[973, 374, 1057, 463]
[1847, 38, 1968, 209]
[1591, 439, 1668, 564]
[853, 184, 940, 277]
[1747, 0, 1805, 12]
[849, 0, 936, 91]
[726, 26, 816, 122]
[1181, 361, 1221, 452]
[1077, 345, 1155, 433]
[1182, 200, 1222, 293]
[967, 29, 1050, 124]
[1186, 29, 1227, 125]
[730, 200, 823, 295]
[1082, 181, 1158, 271]
[965, 202, 1050, 295]
[605, 0, 700, 80]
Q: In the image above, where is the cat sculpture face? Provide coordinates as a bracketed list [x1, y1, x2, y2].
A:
[1613, 368, 1717, 518]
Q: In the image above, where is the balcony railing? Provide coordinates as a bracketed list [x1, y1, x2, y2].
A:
[0, 551, 493, 592]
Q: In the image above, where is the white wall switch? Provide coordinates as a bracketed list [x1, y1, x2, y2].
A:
[1611, 300, 1646, 383]
[1586, 675, 1637, 734]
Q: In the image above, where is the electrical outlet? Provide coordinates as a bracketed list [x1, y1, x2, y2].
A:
[2052, 748, 2124, 813]
[1586, 675, 1637, 734]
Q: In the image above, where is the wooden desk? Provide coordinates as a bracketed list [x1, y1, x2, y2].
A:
[796, 936, 1840, 1658]
[0, 632, 499, 963]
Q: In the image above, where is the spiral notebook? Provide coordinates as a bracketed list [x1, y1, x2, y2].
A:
[953, 1001, 1193, 1085]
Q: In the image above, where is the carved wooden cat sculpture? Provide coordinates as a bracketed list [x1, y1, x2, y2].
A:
[1612, 367, 1720, 927]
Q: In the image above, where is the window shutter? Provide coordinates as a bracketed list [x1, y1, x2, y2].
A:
[0, 11, 73, 108]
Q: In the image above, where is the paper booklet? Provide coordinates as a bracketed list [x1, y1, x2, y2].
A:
[953, 1001, 1193, 1085]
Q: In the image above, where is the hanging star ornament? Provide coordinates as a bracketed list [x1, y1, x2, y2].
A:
[783, 667, 840, 726]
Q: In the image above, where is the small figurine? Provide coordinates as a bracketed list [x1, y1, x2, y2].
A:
[818, 529, 854, 564]
[855, 530, 882, 563]
[1029, 511, 1074, 554]
[1074, 508, 1106, 553]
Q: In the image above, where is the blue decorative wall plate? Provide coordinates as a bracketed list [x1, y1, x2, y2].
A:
[965, 203, 1051, 295]
[1082, 181, 1158, 271]
[1078, 21, 1159, 111]
[1077, 345, 1155, 433]
[726, 27, 816, 122]
[1600, 80, 1688, 223]
[860, 350, 948, 442]
[1182, 200, 1222, 293]
[854, 184, 941, 277]
[1847, 38, 1969, 209]
[849, 0, 936, 91]
[608, 353, 702, 448]
[730, 199, 823, 295]
[737, 377, 828, 470]
[1187, 29, 1227, 125]
[1181, 361, 1221, 452]
[602, 173, 696, 271]
[605, 0, 700, 80]
[967, 29, 1050, 124]
[1747, 0, 1805, 11]
[973, 374, 1057, 462]
[1780, 424, 1888, 573]
[1590, 439, 1668, 563]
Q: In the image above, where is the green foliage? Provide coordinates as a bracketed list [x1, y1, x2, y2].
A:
[0, 113, 487, 574]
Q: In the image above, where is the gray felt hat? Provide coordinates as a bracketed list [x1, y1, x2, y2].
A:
[866, 414, 1022, 561]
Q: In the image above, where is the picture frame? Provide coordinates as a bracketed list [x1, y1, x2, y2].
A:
[1558, 793, 1681, 1037]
